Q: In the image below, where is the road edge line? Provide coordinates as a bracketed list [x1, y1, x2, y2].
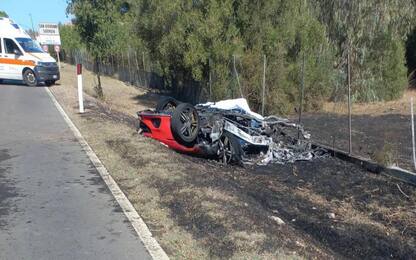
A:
[44, 87, 169, 260]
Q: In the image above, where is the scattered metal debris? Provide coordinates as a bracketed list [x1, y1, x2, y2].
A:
[327, 213, 336, 219]
[138, 97, 328, 165]
[396, 184, 410, 198]
[269, 215, 285, 225]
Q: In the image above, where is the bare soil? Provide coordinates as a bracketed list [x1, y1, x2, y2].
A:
[50, 64, 416, 259]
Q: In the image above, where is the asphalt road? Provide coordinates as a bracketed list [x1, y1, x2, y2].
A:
[0, 83, 151, 260]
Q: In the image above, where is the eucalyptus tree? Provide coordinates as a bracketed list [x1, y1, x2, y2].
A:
[135, 0, 240, 98]
[65, 0, 416, 111]
[67, 0, 129, 98]
[311, 0, 416, 101]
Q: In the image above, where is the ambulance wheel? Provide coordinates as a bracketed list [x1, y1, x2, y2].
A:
[45, 80, 56, 86]
[23, 69, 38, 86]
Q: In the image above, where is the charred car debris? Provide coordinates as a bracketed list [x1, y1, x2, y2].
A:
[137, 97, 327, 165]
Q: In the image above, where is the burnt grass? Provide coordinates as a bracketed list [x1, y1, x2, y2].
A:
[247, 160, 416, 259]
[300, 113, 414, 170]
[83, 97, 416, 259]
[169, 156, 416, 259]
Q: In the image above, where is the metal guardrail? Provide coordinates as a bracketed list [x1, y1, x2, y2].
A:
[313, 142, 416, 186]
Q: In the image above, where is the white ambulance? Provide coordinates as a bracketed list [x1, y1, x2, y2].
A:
[0, 17, 59, 86]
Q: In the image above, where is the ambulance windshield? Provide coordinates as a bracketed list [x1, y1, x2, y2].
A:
[15, 38, 44, 53]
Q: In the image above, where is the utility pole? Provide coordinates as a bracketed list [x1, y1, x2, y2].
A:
[29, 13, 35, 37]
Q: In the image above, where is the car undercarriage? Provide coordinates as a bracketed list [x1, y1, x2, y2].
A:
[137, 97, 327, 165]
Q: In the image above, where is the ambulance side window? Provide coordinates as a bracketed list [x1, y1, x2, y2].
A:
[4, 38, 20, 54]
[0, 38, 2, 54]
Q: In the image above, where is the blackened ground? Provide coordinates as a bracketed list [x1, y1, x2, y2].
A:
[72, 94, 416, 259]
[157, 151, 416, 259]
[246, 159, 416, 259]
[299, 113, 413, 170]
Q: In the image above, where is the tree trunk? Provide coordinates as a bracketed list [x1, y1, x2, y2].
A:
[94, 58, 104, 99]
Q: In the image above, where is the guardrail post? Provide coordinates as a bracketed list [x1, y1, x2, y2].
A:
[77, 64, 84, 113]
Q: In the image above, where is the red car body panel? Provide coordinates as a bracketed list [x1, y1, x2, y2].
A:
[138, 112, 200, 154]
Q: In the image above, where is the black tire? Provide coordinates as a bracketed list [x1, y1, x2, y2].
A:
[45, 80, 56, 86]
[218, 132, 242, 165]
[171, 103, 200, 147]
[156, 97, 180, 112]
[23, 69, 37, 86]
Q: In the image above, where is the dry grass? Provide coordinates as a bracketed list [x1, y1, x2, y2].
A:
[59, 63, 155, 116]
[293, 187, 401, 239]
[51, 63, 416, 259]
[322, 89, 416, 116]
[50, 81, 211, 258]
[370, 143, 396, 167]
[50, 63, 328, 259]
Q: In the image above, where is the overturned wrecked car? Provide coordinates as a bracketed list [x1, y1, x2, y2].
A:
[137, 97, 326, 165]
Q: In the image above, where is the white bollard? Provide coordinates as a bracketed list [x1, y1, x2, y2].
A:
[77, 64, 84, 113]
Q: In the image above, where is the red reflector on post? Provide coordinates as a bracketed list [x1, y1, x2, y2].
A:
[76, 64, 82, 75]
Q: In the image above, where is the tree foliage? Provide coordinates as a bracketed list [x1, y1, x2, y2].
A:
[60, 24, 83, 53]
[312, 0, 416, 101]
[135, 1, 239, 97]
[65, 0, 416, 113]
[67, 0, 133, 98]
[0, 10, 8, 18]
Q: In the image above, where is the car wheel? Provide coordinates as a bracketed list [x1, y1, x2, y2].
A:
[171, 103, 200, 147]
[218, 132, 242, 165]
[45, 80, 56, 86]
[23, 69, 38, 86]
[156, 97, 180, 112]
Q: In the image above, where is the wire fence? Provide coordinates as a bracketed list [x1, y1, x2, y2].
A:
[302, 98, 415, 172]
[297, 52, 415, 173]
[62, 48, 416, 173]
[64, 49, 208, 104]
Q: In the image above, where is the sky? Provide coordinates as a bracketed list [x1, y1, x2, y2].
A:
[0, 0, 72, 31]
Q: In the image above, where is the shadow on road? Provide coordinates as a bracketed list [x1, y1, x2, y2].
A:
[0, 79, 61, 87]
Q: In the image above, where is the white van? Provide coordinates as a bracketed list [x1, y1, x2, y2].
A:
[0, 17, 59, 86]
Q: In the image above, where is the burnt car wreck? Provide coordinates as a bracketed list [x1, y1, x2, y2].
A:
[137, 97, 327, 165]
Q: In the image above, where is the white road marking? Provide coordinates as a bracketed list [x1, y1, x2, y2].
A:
[44, 87, 169, 260]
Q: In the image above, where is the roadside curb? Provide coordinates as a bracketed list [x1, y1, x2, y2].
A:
[313, 143, 416, 186]
[44, 87, 169, 260]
